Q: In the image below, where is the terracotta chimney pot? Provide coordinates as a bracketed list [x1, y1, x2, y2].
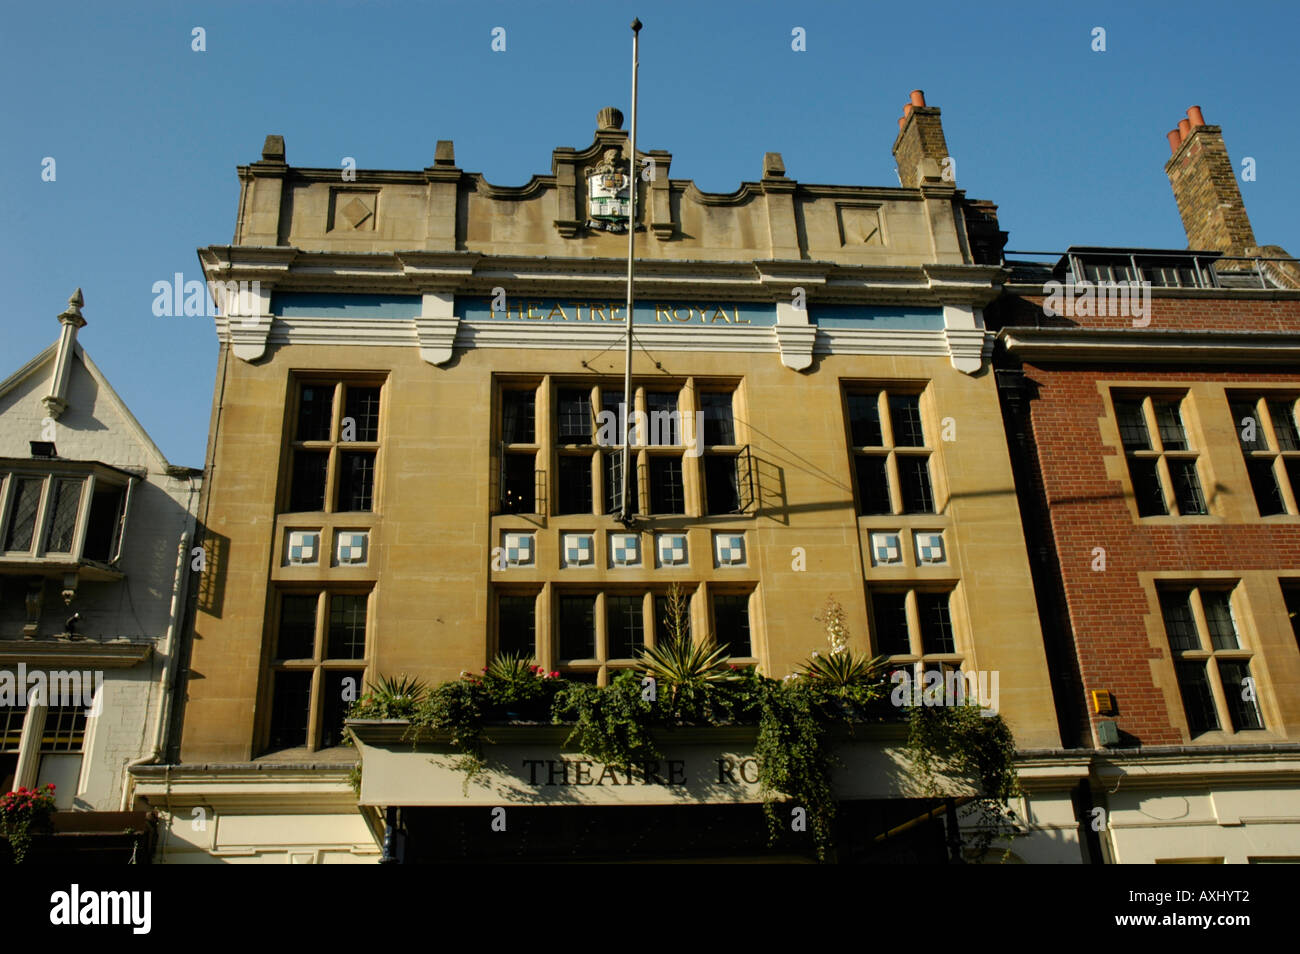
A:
[909, 90, 926, 107]
[1187, 105, 1205, 127]
[1178, 118, 1192, 140]
[1167, 130, 1183, 155]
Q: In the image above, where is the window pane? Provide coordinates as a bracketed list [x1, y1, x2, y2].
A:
[847, 393, 883, 446]
[1160, 591, 1199, 652]
[899, 457, 934, 514]
[319, 670, 365, 748]
[343, 386, 380, 442]
[336, 451, 376, 512]
[1230, 400, 1266, 451]
[41, 706, 87, 753]
[700, 393, 735, 446]
[289, 450, 328, 512]
[854, 456, 891, 515]
[501, 453, 536, 513]
[1172, 460, 1207, 515]
[4, 477, 43, 551]
[1286, 460, 1300, 512]
[43, 478, 83, 553]
[1217, 661, 1262, 731]
[557, 456, 593, 515]
[502, 389, 536, 444]
[918, 592, 955, 654]
[558, 389, 592, 443]
[1174, 661, 1219, 737]
[297, 385, 334, 441]
[654, 593, 691, 646]
[888, 394, 925, 447]
[327, 594, 367, 659]
[1115, 399, 1151, 450]
[871, 593, 911, 655]
[646, 392, 679, 445]
[704, 455, 740, 515]
[277, 595, 317, 659]
[600, 390, 628, 446]
[1269, 400, 1299, 451]
[83, 483, 126, 562]
[607, 595, 646, 659]
[603, 451, 639, 515]
[1247, 459, 1286, 516]
[498, 595, 536, 658]
[1127, 458, 1167, 516]
[559, 596, 596, 659]
[713, 594, 751, 656]
[648, 458, 685, 514]
[1202, 591, 1239, 650]
[268, 671, 312, 750]
[1153, 400, 1189, 451]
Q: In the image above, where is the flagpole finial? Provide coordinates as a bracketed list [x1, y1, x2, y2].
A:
[631, 17, 642, 31]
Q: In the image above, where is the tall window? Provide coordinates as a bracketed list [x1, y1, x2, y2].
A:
[496, 592, 538, 658]
[1113, 394, 1206, 517]
[500, 386, 540, 514]
[267, 590, 369, 752]
[1228, 395, 1300, 517]
[1159, 586, 1263, 737]
[845, 389, 935, 515]
[1283, 582, 1300, 652]
[286, 381, 382, 514]
[700, 391, 743, 515]
[870, 589, 960, 665]
[712, 591, 753, 657]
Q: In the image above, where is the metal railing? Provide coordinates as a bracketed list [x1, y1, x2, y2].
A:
[1002, 249, 1300, 291]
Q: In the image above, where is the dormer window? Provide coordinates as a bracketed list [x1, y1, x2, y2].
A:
[0, 460, 134, 570]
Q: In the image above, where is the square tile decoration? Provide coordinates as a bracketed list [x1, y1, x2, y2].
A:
[714, 532, 745, 566]
[609, 532, 640, 567]
[870, 532, 902, 566]
[656, 533, 688, 567]
[502, 531, 535, 568]
[562, 532, 594, 568]
[913, 531, 946, 565]
[286, 530, 319, 566]
[335, 530, 369, 565]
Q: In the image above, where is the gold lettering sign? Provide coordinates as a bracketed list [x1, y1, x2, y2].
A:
[485, 301, 760, 326]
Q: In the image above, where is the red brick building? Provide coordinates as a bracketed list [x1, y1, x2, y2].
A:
[987, 107, 1300, 863]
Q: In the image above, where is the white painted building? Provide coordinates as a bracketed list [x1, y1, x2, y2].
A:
[0, 290, 199, 854]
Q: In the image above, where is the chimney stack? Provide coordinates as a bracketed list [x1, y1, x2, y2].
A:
[892, 89, 950, 188]
[1164, 105, 1256, 257]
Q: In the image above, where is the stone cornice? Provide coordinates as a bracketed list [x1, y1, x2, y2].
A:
[999, 327, 1300, 363]
[0, 639, 153, 668]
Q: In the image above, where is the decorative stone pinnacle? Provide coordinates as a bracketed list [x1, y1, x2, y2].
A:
[261, 135, 286, 162]
[597, 107, 624, 131]
[57, 287, 86, 327]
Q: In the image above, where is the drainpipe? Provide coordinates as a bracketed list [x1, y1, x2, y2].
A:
[120, 519, 193, 810]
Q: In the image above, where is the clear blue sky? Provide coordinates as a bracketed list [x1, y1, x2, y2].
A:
[3, 0, 1297, 467]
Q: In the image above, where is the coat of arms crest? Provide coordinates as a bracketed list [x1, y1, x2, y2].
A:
[585, 147, 634, 233]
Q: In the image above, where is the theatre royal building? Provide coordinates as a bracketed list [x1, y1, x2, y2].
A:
[127, 99, 1089, 863]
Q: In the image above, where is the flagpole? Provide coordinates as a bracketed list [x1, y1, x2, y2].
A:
[619, 17, 641, 526]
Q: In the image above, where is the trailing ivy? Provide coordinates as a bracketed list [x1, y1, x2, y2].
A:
[904, 700, 1022, 861]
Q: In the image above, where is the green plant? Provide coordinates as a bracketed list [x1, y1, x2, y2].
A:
[481, 653, 560, 712]
[352, 674, 429, 720]
[1, 783, 57, 864]
[636, 582, 738, 718]
[551, 670, 660, 767]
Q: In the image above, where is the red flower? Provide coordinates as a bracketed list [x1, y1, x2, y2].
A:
[550, 671, 560, 678]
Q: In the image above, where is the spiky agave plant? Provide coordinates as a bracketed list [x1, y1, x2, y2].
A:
[636, 582, 738, 712]
[358, 674, 430, 719]
[795, 650, 891, 689]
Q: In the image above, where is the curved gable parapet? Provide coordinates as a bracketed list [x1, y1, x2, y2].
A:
[681, 180, 762, 207]
[470, 172, 555, 201]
